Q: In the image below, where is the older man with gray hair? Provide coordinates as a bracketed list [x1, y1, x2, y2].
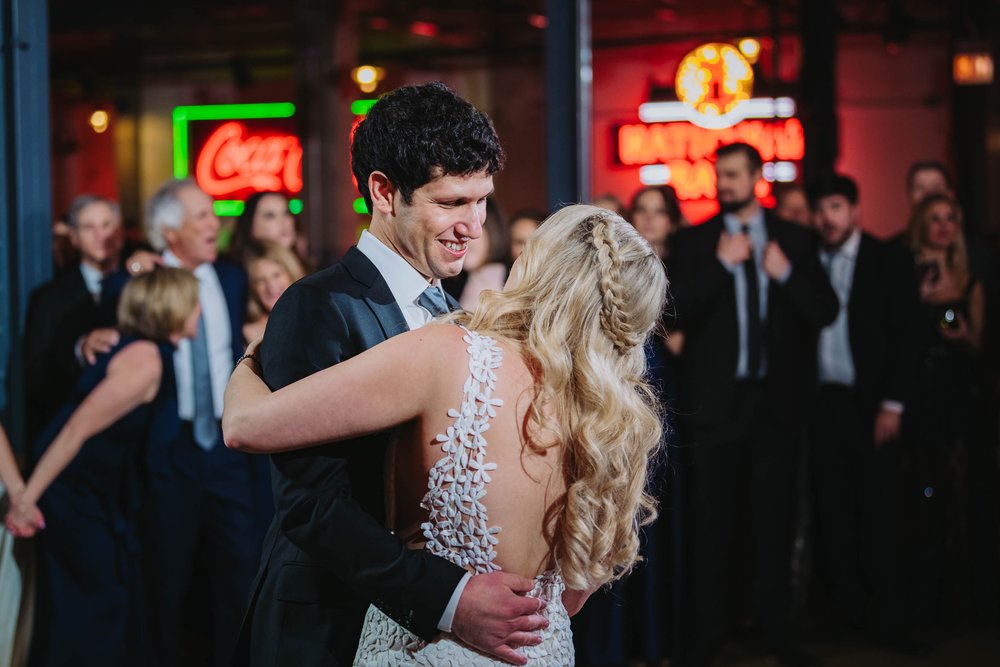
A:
[101, 178, 269, 667]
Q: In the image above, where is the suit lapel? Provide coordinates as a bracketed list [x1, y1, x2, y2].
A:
[67, 266, 92, 303]
[847, 233, 874, 347]
[704, 216, 737, 305]
[763, 213, 778, 305]
[212, 260, 248, 365]
[342, 247, 409, 339]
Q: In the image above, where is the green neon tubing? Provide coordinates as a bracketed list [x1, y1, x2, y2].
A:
[173, 102, 296, 179]
[214, 200, 245, 217]
[350, 99, 378, 116]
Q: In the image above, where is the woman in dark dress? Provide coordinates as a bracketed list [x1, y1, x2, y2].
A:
[903, 194, 990, 626]
[5, 268, 200, 666]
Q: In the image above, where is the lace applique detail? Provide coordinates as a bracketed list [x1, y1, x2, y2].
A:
[420, 328, 504, 574]
[353, 328, 575, 665]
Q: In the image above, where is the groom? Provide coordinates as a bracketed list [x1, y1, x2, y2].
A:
[233, 82, 547, 666]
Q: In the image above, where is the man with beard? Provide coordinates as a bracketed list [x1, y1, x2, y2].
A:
[808, 174, 923, 652]
[669, 143, 838, 667]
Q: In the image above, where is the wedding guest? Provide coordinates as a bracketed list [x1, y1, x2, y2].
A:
[906, 161, 953, 206]
[24, 195, 124, 438]
[669, 142, 837, 667]
[592, 193, 626, 218]
[509, 209, 545, 262]
[807, 174, 922, 652]
[8, 268, 200, 667]
[242, 242, 307, 344]
[773, 183, 812, 228]
[0, 420, 29, 667]
[101, 179, 269, 667]
[629, 185, 684, 260]
[0, 422, 29, 533]
[903, 194, 993, 626]
[229, 191, 310, 269]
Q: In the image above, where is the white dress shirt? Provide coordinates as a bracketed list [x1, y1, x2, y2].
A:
[357, 230, 448, 330]
[162, 251, 232, 420]
[720, 210, 791, 379]
[818, 229, 861, 386]
[817, 230, 903, 414]
[73, 263, 107, 365]
[79, 262, 103, 301]
[355, 230, 470, 632]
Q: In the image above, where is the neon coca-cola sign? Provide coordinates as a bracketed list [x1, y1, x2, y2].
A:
[172, 102, 303, 217]
[195, 121, 303, 196]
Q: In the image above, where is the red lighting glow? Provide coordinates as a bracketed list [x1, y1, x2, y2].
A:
[409, 21, 439, 38]
[528, 14, 548, 29]
[616, 118, 803, 202]
[194, 121, 303, 198]
[618, 118, 805, 166]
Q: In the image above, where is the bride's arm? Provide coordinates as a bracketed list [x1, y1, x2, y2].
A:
[223, 324, 456, 453]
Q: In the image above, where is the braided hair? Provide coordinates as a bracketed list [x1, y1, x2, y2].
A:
[454, 204, 668, 590]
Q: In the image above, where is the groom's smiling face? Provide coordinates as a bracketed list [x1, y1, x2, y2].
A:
[390, 169, 494, 282]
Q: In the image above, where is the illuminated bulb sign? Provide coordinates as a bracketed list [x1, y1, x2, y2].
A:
[614, 42, 805, 206]
[676, 43, 754, 121]
[173, 103, 303, 217]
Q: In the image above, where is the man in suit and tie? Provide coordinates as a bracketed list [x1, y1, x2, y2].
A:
[234, 82, 547, 667]
[808, 174, 923, 651]
[103, 179, 270, 666]
[669, 143, 838, 667]
[24, 195, 124, 438]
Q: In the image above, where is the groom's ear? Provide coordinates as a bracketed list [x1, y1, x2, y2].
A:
[368, 171, 397, 217]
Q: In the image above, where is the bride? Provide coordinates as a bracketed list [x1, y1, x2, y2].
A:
[223, 204, 668, 665]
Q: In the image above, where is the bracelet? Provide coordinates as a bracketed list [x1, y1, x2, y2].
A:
[236, 351, 259, 368]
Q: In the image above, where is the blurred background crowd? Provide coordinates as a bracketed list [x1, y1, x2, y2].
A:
[0, 1, 999, 666]
[2, 150, 998, 666]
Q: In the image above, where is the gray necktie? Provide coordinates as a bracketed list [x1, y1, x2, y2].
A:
[191, 315, 217, 450]
[417, 285, 450, 318]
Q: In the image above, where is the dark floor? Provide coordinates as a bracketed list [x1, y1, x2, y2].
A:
[715, 628, 1000, 666]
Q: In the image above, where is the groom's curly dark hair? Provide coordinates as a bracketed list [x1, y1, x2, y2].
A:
[351, 81, 505, 211]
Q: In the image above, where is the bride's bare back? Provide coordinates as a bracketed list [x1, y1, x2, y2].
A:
[393, 324, 566, 580]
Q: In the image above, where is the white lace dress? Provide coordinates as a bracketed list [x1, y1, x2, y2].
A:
[353, 329, 574, 666]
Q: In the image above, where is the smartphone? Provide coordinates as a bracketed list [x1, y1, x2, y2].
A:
[939, 308, 959, 331]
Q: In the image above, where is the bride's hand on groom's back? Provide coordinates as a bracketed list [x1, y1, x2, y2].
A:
[451, 571, 549, 666]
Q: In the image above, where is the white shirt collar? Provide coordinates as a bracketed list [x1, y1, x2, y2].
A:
[723, 206, 765, 233]
[79, 262, 103, 297]
[824, 228, 862, 259]
[162, 249, 213, 278]
[356, 230, 434, 309]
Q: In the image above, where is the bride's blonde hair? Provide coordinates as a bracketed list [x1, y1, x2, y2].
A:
[455, 203, 668, 590]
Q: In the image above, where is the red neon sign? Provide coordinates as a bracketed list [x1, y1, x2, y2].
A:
[194, 121, 303, 198]
[617, 117, 805, 166]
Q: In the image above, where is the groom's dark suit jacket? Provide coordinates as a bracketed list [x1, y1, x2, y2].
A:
[234, 247, 467, 667]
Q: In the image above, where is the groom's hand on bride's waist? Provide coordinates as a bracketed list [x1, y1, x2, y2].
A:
[451, 571, 548, 666]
